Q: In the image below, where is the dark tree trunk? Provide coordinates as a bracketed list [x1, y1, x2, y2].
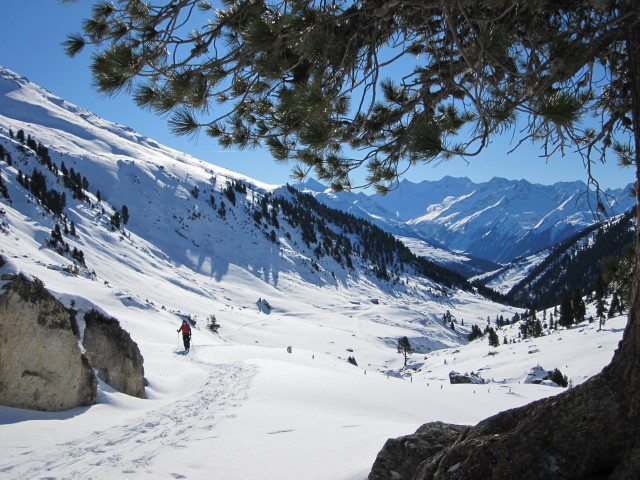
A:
[604, 6, 640, 442]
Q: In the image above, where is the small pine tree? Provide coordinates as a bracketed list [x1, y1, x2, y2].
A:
[488, 328, 500, 348]
[110, 211, 121, 230]
[572, 289, 586, 324]
[559, 294, 574, 328]
[397, 336, 413, 366]
[548, 368, 569, 388]
[533, 319, 543, 338]
[468, 325, 483, 342]
[0, 171, 9, 200]
[224, 186, 236, 205]
[594, 275, 608, 328]
[608, 293, 621, 319]
[121, 205, 129, 224]
[206, 314, 220, 333]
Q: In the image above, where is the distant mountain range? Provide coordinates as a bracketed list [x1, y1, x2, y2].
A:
[297, 176, 634, 265]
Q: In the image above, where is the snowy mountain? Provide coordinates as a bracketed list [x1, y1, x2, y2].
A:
[295, 179, 502, 277]
[503, 209, 636, 308]
[299, 176, 635, 265]
[0, 66, 628, 479]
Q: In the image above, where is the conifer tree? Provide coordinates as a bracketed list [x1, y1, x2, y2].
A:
[468, 325, 483, 342]
[110, 211, 121, 230]
[572, 289, 587, 324]
[0, 171, 9, 200]
[488, 328, 500, 348]
[397, 336, 413, 367]
[63, 0, 639, 196]
[559, 294, 574, 328]
[595, 275, 608, 328]
[609, 292, 622, 319]
[121, 205, 129, 224]
[603, 244, 635, 311]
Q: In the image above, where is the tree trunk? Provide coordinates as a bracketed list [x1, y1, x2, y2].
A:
[603, 2, 640, 432]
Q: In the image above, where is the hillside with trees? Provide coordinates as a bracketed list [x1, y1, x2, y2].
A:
[505, 209, 636, 310]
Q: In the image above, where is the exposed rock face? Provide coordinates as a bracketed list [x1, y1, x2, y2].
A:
[369, 422, 467, 480]
[0, 274, 97, 411]
[369, 351, 640, 479]
[83, 309, 146, 399]
[411, 371, 634, 479]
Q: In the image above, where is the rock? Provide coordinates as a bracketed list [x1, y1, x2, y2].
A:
[368, 422, 467, 480]
[0, 274, 97, 411]
[448, 371, 485, 384]
[412, 372, 630, 479]
[83, 309, 146, 398]
[523, 365, 564, 387]
[522, 365, 550, 384]
[370, 363, 640, 479]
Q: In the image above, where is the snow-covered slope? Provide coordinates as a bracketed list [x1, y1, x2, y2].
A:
[0, 66, 628, 479]
[295, 179, 500, 277]
[471, 250, 551, 295]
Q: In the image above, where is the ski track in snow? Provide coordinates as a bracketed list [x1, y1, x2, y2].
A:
[1, 357, 256, 480]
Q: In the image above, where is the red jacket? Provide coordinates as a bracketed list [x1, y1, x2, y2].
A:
[178, 323, 191, 335]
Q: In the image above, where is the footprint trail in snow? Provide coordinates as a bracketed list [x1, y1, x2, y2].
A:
[1, 358, 256, 479]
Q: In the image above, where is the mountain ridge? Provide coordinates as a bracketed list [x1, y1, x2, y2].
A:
[298, 176, 634, 264]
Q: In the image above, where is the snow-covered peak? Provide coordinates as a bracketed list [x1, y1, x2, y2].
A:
[0, 66, 276, 194]
[305, 175, 634, 264]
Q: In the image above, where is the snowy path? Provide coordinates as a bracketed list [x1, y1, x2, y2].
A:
[0, 359, 256, 480]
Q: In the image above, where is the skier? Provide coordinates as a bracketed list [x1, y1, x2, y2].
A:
[177, 320, 192, 353]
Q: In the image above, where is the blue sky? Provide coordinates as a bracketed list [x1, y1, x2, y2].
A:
[0, 0, 633, 190]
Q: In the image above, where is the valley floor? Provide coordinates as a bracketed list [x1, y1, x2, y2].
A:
[0, 314, 625, 480]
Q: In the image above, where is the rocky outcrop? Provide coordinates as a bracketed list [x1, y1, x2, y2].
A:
[448, 371, 485, 384]
[369, 356, 640, 479]
[369, 422, 467, 480]
[83, 309, 146, 399]
[0, 274, 97, 411]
